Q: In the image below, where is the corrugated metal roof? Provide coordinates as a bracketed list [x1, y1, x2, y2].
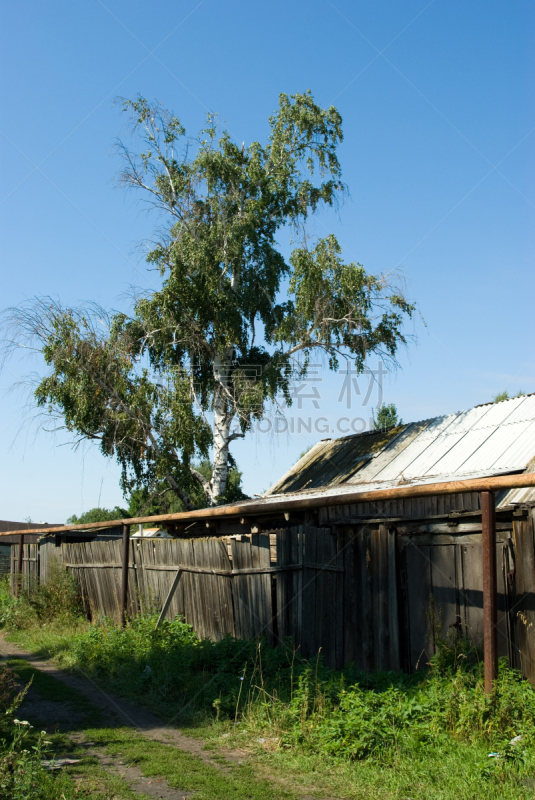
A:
[268, 426, 404, 494]
[266, 395, 535, 506]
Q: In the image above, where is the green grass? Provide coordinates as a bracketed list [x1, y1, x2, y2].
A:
[4, 658, 296, 800]
[89, 726, 295, 800]
[1, 575, 535, 799]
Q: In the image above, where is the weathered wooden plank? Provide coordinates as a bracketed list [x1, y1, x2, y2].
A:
[429, 544, 458, 643]
[290, 527, 302, 648]
[301, 526, 317, 659]
[360, 526, 373, 672]
[460, 543, 484, 647]
[314, 528, 327, 665]
[495, 542, 510, 662]
[322, 528, 338, 669]
[334, 527, 345, 670]
[512, 515, 535, 682]
[253, 533, 273, 641]
[404, 541, 432, 671]
[373, 525, 389, 671]
[387, 526, 400, 671]
[276, 529, 287, 642]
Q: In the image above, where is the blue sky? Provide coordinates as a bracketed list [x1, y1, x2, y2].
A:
[0, 0, 533, 522]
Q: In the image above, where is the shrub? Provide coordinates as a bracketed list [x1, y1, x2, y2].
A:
[24, 559, 82, 622]
[0, 561, 82, 630]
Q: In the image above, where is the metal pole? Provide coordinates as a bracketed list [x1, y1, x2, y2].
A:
[15, 533, 24, 597]
[120, 524, 130, 626]
[481, 490, 497, 693]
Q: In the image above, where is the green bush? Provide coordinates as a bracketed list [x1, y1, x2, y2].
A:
[70, 615, 298, 719]
[25, 559, 82, 622]
[65, 614, 535, 766]
[0, 561, 82, 630]
[1, 580, 535, 793]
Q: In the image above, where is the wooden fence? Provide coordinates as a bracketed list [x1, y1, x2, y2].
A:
[10, 542, 39, 593]
[36, 527, 344, 665]
[12, 518, 535, 679]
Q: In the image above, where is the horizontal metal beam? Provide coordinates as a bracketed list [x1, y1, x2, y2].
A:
[4, 471, 535, 539]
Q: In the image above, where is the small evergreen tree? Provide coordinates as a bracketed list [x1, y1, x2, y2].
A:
[373, 403, 402, 430]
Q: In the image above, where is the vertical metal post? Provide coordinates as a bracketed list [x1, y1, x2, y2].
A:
[120, 524, 130, 626]
[15, 533, 24, 597]
[481, 490, 497, 693]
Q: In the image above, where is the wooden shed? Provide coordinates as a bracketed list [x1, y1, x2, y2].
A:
[157, 394, 535, 680]
[5, 395, 535, 685]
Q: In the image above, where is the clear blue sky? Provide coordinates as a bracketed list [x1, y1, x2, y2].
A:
[1, 0, 533, 522]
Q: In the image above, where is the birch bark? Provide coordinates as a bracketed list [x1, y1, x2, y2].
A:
[209, 349, 235, 504]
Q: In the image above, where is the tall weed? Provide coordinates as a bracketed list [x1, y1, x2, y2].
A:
[0, 664, 80, 800]
[0, 561, 82, 630]
[1, 583, 534, 793]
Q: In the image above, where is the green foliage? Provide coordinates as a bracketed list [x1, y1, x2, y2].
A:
[372, 402, 402, 430]
[68, 616, 293, 720]
[67, 506, 127, 524]
[494, 390, 510, 403]
[493, 390, 525, 403]
[6, 90, 414, 508]
[126, 485, 186, 518]
[25, 560, 82, 623]
[0, 563, 82, 630]
[1, 597, 534, 798]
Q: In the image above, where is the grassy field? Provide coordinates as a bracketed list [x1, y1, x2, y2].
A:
[1, 571, 534, 799]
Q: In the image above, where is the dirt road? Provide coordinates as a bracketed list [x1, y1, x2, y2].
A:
[0, 635, 334, 800]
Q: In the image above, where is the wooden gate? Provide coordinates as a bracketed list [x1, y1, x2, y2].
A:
[275, 526, 345, 669]
[54, 527, 348, 667]
[334, 524, 400, 672]
[399, 532, 512, 672]
[10, 542, 39, 594]
[60, 534, 274, 640]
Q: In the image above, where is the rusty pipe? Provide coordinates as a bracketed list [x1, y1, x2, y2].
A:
[481, 490, 498, 693]
[1, 471, 535, 539]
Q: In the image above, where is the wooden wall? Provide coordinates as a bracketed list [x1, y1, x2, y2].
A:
[15, 509, 535, 683]
[511, 510, 535, 683]
[317, 491, 481, 526]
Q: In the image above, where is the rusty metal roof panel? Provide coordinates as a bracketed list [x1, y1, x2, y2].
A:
[367, 411, 472, 482]
[424, 426, 501, 476]
[266, 426, 403, 495]
[462, 420, 534, 474]
[496, 393, 535, 424]
[363, 423, 441, 482]
[428, 397, 535, 477]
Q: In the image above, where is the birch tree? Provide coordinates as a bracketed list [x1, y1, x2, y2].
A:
[4, 92, 414, 508]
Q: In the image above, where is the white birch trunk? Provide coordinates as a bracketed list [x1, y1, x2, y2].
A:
[209, 350, 234, 504]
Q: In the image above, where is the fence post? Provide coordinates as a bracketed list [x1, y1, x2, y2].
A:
[15, 534, 24, 597]
[481, 490, 497, 693]
[121, 524, 130, 626]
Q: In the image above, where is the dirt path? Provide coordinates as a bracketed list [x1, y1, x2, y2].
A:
[68, 731, 194, 800]
[0, 635, 243, 769]
[0, 635, 336, 800]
